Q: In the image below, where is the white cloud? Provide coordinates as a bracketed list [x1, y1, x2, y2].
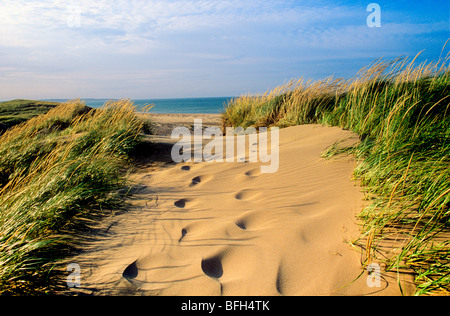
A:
[0, 1, 447, 99]
[0, 1, 337, 46]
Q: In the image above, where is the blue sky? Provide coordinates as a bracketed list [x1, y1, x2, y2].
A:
[0, 0, 449, 100]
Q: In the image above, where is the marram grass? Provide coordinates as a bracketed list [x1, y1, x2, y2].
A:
[0, 99, 147, 294]
[223, 51, 450, 295]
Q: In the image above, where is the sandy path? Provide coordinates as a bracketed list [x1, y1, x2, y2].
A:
[67, 123, 414, 296]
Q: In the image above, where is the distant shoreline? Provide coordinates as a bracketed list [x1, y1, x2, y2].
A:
[40, 97, 234, 114]
[0, 99, 224, 136]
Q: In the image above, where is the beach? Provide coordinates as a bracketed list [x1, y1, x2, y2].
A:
[67, 113, 415, 296]
[148, 113, 223, 136]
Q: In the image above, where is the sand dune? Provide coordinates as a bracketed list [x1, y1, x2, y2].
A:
[68, 123, 414, 296]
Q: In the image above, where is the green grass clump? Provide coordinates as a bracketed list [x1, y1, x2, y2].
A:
[223, 51, 450, 295]
[0, 99, 61, 132]
[0, 99, 147, 294]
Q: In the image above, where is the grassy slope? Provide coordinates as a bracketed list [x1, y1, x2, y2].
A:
[0, 99, 147, 294]
[223, 55, 450, 295]
[0, 99, 61, 131]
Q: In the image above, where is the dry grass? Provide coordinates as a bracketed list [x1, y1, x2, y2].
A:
[0, 99, 148, 294]
[223, 51, 450, 295]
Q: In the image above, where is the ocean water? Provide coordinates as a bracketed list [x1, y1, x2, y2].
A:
[43, 97, 234, 114]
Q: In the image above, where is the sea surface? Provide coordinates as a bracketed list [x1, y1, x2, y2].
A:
[43, 97, 234, 114]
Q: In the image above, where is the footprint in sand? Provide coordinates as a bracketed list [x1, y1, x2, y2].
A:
[201, 255, 223, 279]
[189, 175, 212, 187]
[190, 176, 202, 187]
[235, 220, 247, 230]
[178, 228, 188, 242]
[174, 198, 191, 208]
[234, 210, 268, 230]
[122, 260, 138, 280]
[275, 260, 301, 296]
[244, 168, 261, 177]
[275, 264, 286, 295]
[234, 189, 260, 201]
[235, 168, 262, 182]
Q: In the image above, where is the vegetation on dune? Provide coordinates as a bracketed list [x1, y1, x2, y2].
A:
[0, 99, 62, 133]
[0, 99, 149, 294]
[223, 51, 450, 295]
[1, 50, 448, 295]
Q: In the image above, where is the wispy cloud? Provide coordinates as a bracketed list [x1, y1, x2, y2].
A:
[0, 0, 448, 99]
